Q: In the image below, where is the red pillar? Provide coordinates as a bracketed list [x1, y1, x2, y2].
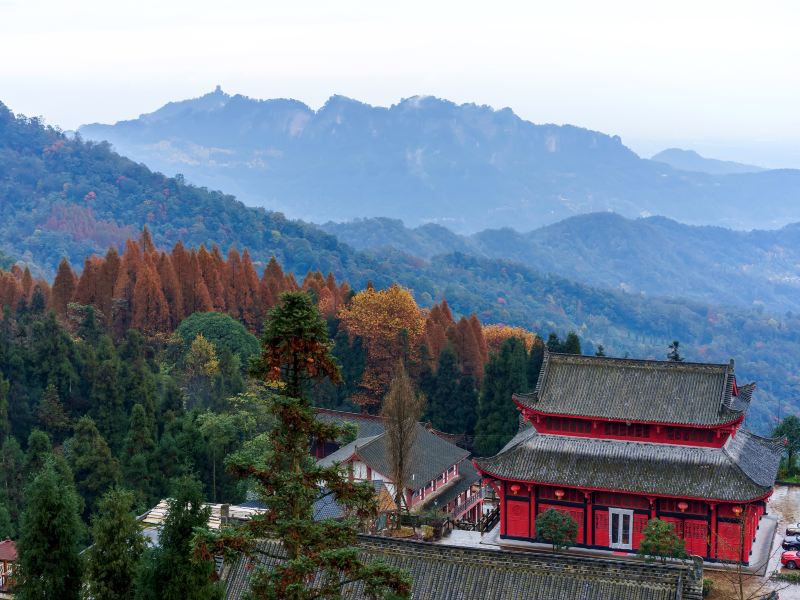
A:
[709, 503, 717, 559]
[585, 492, 593, 546]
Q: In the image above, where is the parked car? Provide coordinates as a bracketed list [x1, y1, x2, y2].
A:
[786, 523, 800, 536]
[782, 536, 800, 551]
[781, 550, 800, 569]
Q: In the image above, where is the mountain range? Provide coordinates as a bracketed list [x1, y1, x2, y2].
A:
[4, 98, 800, 432]
[79, 88, 800, 233]
[322, 214, 800, 314]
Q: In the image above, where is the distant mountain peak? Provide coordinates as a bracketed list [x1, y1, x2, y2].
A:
[651, 147, 765, 175]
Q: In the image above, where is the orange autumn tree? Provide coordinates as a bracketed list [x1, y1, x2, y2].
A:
[483, 324, 537, 355]
[338, 284, 425, 410]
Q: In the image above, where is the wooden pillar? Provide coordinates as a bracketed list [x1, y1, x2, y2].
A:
[648, 497, 656, 520]
[531, 485, 538, 539]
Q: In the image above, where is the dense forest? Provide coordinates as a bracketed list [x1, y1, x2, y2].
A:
[2, 101, 800, 432]
[0, 230, 573, 548]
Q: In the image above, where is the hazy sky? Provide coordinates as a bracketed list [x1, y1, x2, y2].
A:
[2, 0, 799, 167]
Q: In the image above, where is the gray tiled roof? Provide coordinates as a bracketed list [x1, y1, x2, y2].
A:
[355, 424, 470, 487]
[475, 427, 782, 502]
[515, 352, 749, 426]
[317, 435, 381, 468]
[315, 409, 386, 438]
[223, 535, 704, 600]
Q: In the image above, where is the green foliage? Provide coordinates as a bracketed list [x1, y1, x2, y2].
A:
[251, 291, 341, 398]
[702, 577, 714, 597]
[637, 519, 687, 563]
[36, 383, 71, 443]
[667, 340, 683, 362]
[546, 331, 582, 354]
[424, 347, 478, 436]
[134, 476, 222, 600]
[0, 374, 9, 440]
[774, 415, 800, 476]
[83, 488, 146, 600]
[89, 335, 126, 451]
[176, 312, 259, 370]
[474, 337, 529, 456]
[0, 499, 13, 538]
[0, 437, 24, 524]
[24, 430, 52, 476]
[197, 411, 241, 503]
[16, 459, 84, 600]
[196, 293, 410, 599]
[121, 404, 157, 509]
[66, 416, 121, 518]
[536, 509, 578, 551]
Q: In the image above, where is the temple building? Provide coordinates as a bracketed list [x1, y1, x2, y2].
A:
[474, 353, 783, 563]
[315, 409, 485, 523]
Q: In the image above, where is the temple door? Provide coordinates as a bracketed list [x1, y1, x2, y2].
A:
[506, 499, 530, 538]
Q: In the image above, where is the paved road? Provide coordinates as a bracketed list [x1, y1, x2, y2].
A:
[767, 485, 800, 599]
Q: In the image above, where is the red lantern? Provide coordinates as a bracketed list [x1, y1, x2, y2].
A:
[732, 505, 743, 517]
[677, 501, 688, 513]
[554, 489, 565, 500]
[510, 484, 521, 494]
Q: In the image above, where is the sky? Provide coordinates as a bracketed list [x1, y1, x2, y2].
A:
[1, 0, 799, 167]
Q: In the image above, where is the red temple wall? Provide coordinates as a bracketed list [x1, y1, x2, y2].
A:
[499, 481, 762, 563]
[527, 412, 739, 448]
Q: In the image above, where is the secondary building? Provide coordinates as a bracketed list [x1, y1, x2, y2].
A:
[315, 409, 485, 523]
[474, 352, 783, 563]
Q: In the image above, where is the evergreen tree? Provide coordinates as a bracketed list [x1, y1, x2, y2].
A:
[23, 429, 52, 477]
[0, 374, 9, 440]
[122, 404, 157, 508]
[66, 416, 120, 518]
[83, 488, 146, 600]
[119, 330, 157, 423]
[536, 508, 578, 551]
[667, 340, 683, 362]
[134, 476, 222, 600]
[527, 339, 545, 389]
[0, 499, 13, 538]
[16, 459, 83, 600]
[426, 347, 460, 431]
[562, 331, 582, 355]
[637, 519, 687, 563]
[0, 437, 25, 523]
[595, 344, 606, 357]
[29, 311, 79, 409]
[89, 335, 126, 451]
[36, 384, 71, 444]
[474, 337, 529, 456]
[774, 415, 800, 476]
[195, 291, 410, 599]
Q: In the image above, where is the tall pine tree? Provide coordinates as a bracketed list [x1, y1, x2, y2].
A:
[473, 337, 530, 456]
[83, 488, 146, 600]
[16, 459, 83, 600]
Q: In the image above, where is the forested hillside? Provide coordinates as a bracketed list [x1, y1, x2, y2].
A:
[2, 102, 799, 432]
[79, 87, 800, 232]
[324, 214, 800, 314]
[0, 101, 377, 285]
